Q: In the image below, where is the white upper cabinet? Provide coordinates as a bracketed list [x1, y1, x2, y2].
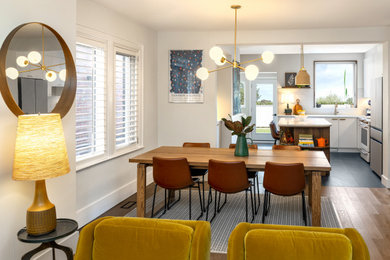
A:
[364, 45, 383, 98]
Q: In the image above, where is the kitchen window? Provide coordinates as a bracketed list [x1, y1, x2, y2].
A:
[75, 30, 143, 170]
[314, 61, 357, 107]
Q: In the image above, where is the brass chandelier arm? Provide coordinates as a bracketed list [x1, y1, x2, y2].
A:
[30, 64, 40, 67]
[19, 67, 42, 73]
[46, 63, 65, 68]
[208, 64, 233, 73]
[240, 57, 263, 65]
[47, 68, 59, 73]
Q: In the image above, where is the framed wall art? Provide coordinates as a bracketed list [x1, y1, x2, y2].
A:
[284, 72, 297, 88]
[169, 50, 203, 103]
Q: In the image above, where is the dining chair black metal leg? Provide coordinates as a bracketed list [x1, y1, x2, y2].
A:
[206, 187, 212, 221]
[262, 190, 268, 223]
[245, 189, 248, 222]
[302, 191, 307, 226]
[266, 191, 271, 215]
[189, 186, 192, 220]
[256, 175, 261, 214]
[151, 183, 158, 218]
[196, 183, 204, 220]
[209, 189, 218, 223]
[217, 192, 227, 213]
[158, 189, 168, 218]
[202, 175, 206, 212]
[249, 187, 255, 223]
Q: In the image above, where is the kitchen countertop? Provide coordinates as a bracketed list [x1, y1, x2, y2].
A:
[277, 114, 363, 118]
[278, 117, 332, 127]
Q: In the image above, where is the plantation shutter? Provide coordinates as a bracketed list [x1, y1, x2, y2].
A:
[115, 50, 139, 149]
[75, 42, 106, 161]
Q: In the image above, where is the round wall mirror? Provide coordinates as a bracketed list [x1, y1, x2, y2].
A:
[0, 22, 76, 118]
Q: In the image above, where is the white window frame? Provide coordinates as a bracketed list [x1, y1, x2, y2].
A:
[76, 27, 144, 171]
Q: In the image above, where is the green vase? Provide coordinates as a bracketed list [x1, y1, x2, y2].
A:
[235, 135, 249, 157]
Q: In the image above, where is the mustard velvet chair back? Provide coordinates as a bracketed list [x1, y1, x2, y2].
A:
[75, 217, 211, 260]
[228, 223, 369, 260]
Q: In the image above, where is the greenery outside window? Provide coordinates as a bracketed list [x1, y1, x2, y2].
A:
[314, 61, 357, 107]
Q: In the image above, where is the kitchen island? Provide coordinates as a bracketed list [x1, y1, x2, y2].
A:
[278, 117, 331, 173]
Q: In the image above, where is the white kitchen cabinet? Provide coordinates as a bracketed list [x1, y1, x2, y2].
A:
[338, 118, 358, 148]
[325, 117, 357, 149]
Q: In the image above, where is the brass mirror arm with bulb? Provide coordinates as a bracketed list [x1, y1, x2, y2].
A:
[195, 5, 275, 81]
[0, 22, 76, 118]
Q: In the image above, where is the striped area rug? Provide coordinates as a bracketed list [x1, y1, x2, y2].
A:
[125, 190, 341, 253]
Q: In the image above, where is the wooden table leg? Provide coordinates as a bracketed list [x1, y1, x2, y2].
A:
[137, 164, 147, 217]
[307, 174, 312, 206]
[311, 171, 322, 227]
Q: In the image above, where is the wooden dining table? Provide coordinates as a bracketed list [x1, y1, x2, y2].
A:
[129, 146, 331, 226]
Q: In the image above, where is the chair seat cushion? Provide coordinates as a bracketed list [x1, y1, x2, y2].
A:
[244, 229, 352, 260]
[92, 218, 194, 260]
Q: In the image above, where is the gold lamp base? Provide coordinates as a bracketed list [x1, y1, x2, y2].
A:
[26, 180, 57, 236]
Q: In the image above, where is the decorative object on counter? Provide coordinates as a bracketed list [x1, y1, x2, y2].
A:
[298, 134, 314, 148]
[316, 137, 328, 148]
[195, 5, 274, 81]
[284, 72, 297, 87]
[281, 93, 294, 115]
[222, 115, 255, 157]
[169, 50, 203, 103]
[295, 44, 310, 87]
[293, 98, 303, 115]
[13, 113, 70, 236]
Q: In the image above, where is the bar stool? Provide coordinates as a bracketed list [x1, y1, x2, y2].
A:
[151, 157, 203, 220]
[270, 121, 280, 145]
[262, 162, 307, 225]
[206, 159, 254, 223]
[183, 142, 210, 212]
[229, 143, 261, 214]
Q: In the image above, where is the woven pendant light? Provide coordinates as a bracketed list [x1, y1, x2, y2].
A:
[295, 44, 310, 86]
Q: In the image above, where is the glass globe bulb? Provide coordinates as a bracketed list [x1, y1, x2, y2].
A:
[16, 56, 29, 67]
[215, 55, 226, 66]
[196, 67, 209, 80]
[6, 67, 19, 80]
[59, 69, 66, 81]
[262, 51, 274, 64]
[27, 51, 42, 64]
[209, 46, 224, 61]
[45, 71, 57, 82]
[245, 65, 259, 81]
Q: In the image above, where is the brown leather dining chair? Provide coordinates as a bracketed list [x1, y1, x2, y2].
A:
[270, 121, 280, 145]
[262, 162, 307, 225]
[183, 142, 210, 212]
[206, 159, 254, 223]
[151, 157, 203, 220]
[229, 143, 261, 214]
[272, 145, 301, 151]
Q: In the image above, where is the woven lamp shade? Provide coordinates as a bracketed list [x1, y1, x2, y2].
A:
[13, 113, 70, 181]
[295, 67, 310, 86]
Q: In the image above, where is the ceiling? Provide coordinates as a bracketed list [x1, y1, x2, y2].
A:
[91, 0, 390, 30]
[238, 44, 379, 55]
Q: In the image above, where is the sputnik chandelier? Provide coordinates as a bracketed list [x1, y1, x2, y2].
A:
[6, 25, 66, 82]
[196, 5, 274, 81]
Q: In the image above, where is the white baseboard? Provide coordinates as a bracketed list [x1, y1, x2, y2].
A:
[76, 168, 153, 227]
[382, 174, 390, 188]
[34, 232, 79, 260]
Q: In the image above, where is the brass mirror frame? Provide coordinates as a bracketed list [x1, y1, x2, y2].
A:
[0, 22, 77, 118]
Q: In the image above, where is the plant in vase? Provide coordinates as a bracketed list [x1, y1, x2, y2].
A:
[222, 115, 255, 157]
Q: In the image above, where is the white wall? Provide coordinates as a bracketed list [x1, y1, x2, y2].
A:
[0, 1, 77, 259]
[241, 53, 366, 115]
[75, 0, 158, 226]
[157, 27, 390, 186]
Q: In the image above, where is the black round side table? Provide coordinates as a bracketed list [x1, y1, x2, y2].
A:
[17, 218, 78, 260]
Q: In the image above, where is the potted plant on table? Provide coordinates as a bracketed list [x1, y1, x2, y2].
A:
[222, 115, 255, 157]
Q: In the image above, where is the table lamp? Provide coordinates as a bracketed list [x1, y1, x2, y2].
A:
[13, 113, 70, 236]
[281, 93, 294, 115]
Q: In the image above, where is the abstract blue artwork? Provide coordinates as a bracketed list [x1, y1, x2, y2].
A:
[169, 50, 203, 103]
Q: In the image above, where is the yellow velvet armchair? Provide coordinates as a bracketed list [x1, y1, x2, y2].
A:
[228, 223, 369, 260]
[75, 217, 211, 260]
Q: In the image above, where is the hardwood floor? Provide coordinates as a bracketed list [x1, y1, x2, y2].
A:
[96, 183, 390, 260]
